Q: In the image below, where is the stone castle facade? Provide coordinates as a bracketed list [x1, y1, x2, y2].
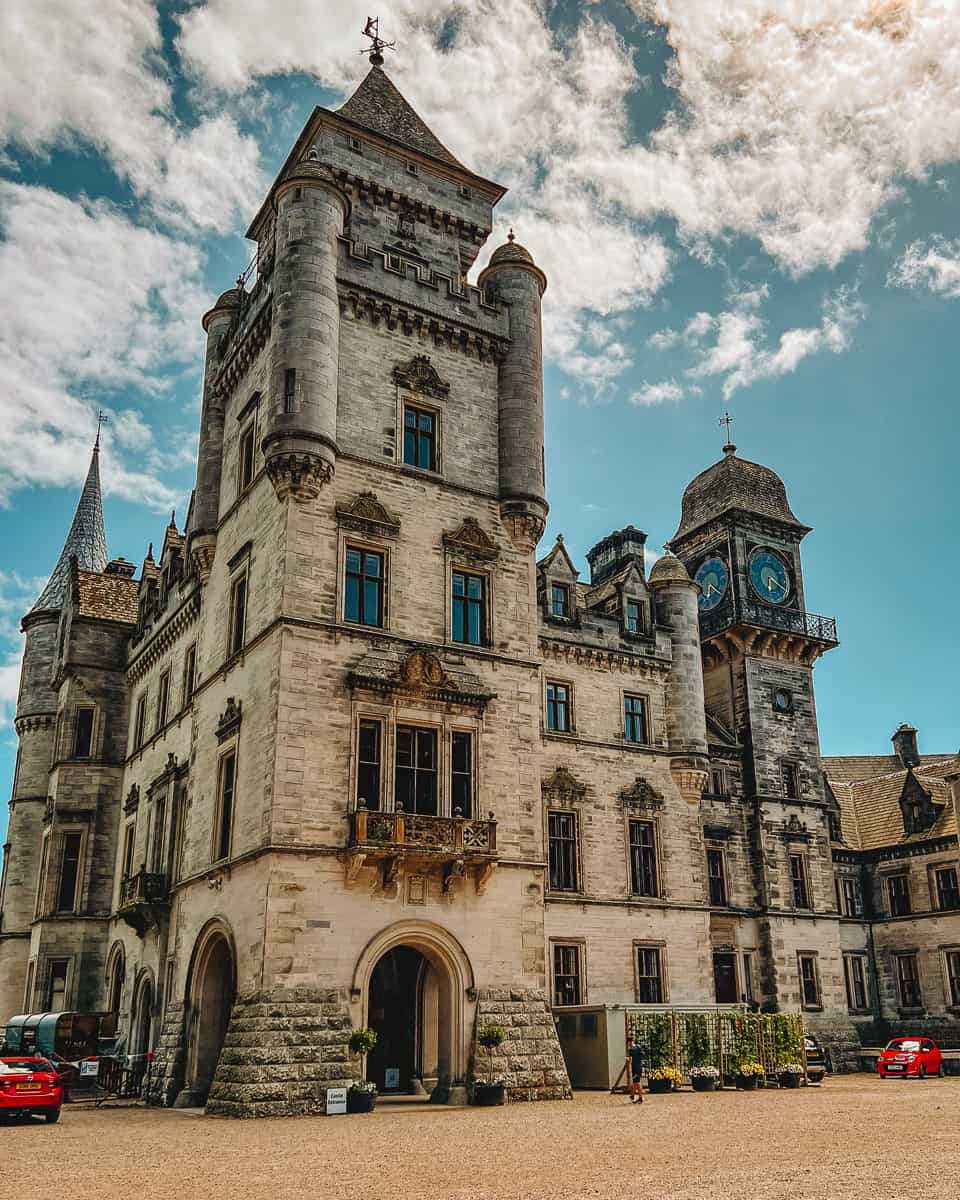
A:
[1, 62, 958, 1114]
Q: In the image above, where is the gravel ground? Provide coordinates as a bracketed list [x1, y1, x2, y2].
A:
[4, 1076, 958, 1200]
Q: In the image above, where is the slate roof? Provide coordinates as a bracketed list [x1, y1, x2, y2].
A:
[31, 446, 108, 614]
[671, 450, 808, 543]
[338, 66, 467, 170]
[824, 756, 959, 851]
[74, 567, 139, 625]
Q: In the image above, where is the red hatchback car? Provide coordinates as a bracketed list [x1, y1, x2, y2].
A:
[0, 1057, 63, 1122]
[877, 1038, 944, 1079]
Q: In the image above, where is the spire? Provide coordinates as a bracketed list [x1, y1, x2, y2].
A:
[30, 444, 108, 614]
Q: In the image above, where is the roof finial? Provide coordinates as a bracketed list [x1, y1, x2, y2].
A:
[507, 228, 515, 243]
[94, 409, 110, 451]
[361, 16, 395, 67]
[720, 410, 736, 456]
[169, 509, 177, 528]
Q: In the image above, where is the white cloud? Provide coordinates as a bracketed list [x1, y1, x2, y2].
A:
[630, 380, 685, 406]
[0, 571, 46, 729]
[888, 237, 960, 298]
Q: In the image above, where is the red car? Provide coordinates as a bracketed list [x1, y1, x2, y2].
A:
[0, 1056, 63, 1122]
[877, 1037, 944, 1079]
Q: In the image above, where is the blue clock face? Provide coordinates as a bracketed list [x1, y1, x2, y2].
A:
[748, 548, 791, 605]
[695, 556, 729, 611]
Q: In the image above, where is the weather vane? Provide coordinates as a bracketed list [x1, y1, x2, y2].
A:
[361, 17, 395, 67]
[719, 410, 736, 454]
[95, 409, 110, 450]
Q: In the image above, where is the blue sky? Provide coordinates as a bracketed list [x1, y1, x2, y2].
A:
[2, 1, 959, 854]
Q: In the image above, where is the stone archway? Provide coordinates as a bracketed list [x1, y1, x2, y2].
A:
[179, 920, 236, 1108]
[353, 922, 474, 1102]
[105, 942, 125, 1023]
[130, 970, 154, 1064]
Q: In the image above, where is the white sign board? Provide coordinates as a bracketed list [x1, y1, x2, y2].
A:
[384, 1067, 400, 1090]
[326, 1086, 348, 1115]
[80, 1060, 100, 1077]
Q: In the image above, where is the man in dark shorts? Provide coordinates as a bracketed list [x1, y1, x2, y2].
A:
[628, 1039, 644, 1103]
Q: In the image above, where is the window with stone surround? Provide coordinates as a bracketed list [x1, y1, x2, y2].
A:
[935, 866, 960, 911]
[781, 761, 801, 799]
[403, 403, 437, 471]
[238, 420, 256, 494]
[742, 952, 756, 1005]
[635, 945, 665, 1004]
[182, 644, 197, 708]
[214, 749, 236, 863]
[345, 547, 385, 628]
[887, 873, 912, 917]
[790, 853, 810, 909]
[121, 821, 136, 880]
[623, 694, 649, 744]
[45, 958, 70, 1011]
[545, 682, 571, 733]
[944, 949, 960, 1007]
[228, 570, 248, 657]
[710, 767, 727, 797]
[625, 599, 645, 634]
[840, 875, 862, 918]
[55, 831, 83, 913]
[451, 731, 473, 818]
[283, 367, 297, 413]
[357, 718, 382, 811]
[628, 819, 658, 897]
[34, 836, 50, 919]
[844, 953, 869, 1012]
[548, 811, 580, 892]
[896, 952, 922, 1008]
[23, 961, 35, 1011]
[395, 726, 439, 815]
[452, 570, 486, 646]
[73, 707, 95, 759]
[156, 668, 170, 731]
[132, 693, 147, 752]
[150, 787, 168, 874]
[707, 847, 727, 906]
[552, 942, 583, 1006]
[798, 952, 822, 1009]
[550, 583, 570, 619]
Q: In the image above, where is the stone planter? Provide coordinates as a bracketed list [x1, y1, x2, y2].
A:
[347, 1090, 377, 1113]
[778, 1072, 802, 1089]
[736, 1074, 761, 1090]
[647, 1077, 674, 1095]
[691, 1075, 717, 1092]
[473, 1084, 506, 1106]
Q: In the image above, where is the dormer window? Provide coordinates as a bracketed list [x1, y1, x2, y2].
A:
[625, 599, 643, 634]
[551, 584, 570, 619]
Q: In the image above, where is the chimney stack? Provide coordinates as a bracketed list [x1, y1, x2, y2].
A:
[892, 723, 920, 769]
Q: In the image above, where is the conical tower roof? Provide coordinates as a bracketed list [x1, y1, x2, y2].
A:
[30, 444, 108, 614]
[338, 65, 466, 170]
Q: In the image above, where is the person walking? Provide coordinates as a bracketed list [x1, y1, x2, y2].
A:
[628, 1038, 645, 1104]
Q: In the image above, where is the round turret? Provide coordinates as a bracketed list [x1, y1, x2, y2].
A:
[648, 553, 694, 588]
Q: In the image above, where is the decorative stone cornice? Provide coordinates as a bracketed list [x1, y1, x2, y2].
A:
[619, 776, 665, 810]
[338, 288, 507, 363]
[443, 516, 499, 561]
[213, 302, 272, 401]
[265, 451, 334, 502]
[393, 354, 450, 400]
[538, 638, 670, 675]
[336, 491, 400, 540]
[127, 589, 201, 686]
[14, 714, 55, 737]
[542, 766, 588, 806]
[670, 760, 709, 805]
[124, 784, 141, 813]
[348, 647, 495, 710]
[501, 510, 545, 552]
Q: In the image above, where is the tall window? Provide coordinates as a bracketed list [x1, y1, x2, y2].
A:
[625, 600, 643, 634]
[451, 731, 473, 818]
[238, 422, 256, 493]
[156, 669, 170, 730]
[896, 953, 922, 1008]
[345, 548, 384, 627]
[629, 820, 658, 897]
[452, 571, 486, 646]
[742, 952, 755, 1005]
[229, 571, 247, 655]
[946, 950, 960, 1007]
[781, 762, 801, 799]
[545, 683, 570, 732]
[550, 584, 570, 619]
[548, 811, 579, 892]
[46, 960, 69, 1011]
[798, 954, 821, 1008]
[150, 791, 167, 873]
[710, 767, 727, 797]
[636, 946, 664, 1004]
[707, 848, 727, 906]
[182, 644, 197, 707]
[121, 823, 136, 879]
[403, 404, 436, 470]
[73, 708, 94, 759]
[395, 726, 438, 815]
[935, 866, 960, 911]
[841, 876, 862, 917]
[623, 695, 648, 744]
[35, 837, 50, 918]
[356, 719, 382, 810]
[888, 874, 911, 917]
[844, 955, 868, 1011]
[790, 854, 810, 908]
[215, 750, 236, 861]
[56, 832, 83, 912]
[133, 694, 147, 751]
[283, 368, 297, 413]
[552, 943, 582, 1006]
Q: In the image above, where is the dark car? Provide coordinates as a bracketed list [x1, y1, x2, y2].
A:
[0, 1057, 63, 1123]
[803, 1035, 827, 1083]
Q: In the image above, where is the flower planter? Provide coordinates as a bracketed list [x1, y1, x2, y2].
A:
[473, 1084, 506, 1106]
[347, 1090, 377, 1113]
[736, 1074, 760, 1090]
[647, 1077, 674, 1095]
[691, 1075, 717, 1092]
[778, 1072, 801, 1089]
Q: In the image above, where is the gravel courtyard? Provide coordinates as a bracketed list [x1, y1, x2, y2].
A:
[4, 1076, 958, 1200]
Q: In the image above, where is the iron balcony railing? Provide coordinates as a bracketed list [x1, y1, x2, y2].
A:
[118, 870, 169, 909]
[350, 806, 497, 855]
[700, 593, 838, 644]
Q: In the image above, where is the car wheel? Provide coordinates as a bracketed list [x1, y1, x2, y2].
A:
[44, 1109, 61, 1124]
[938, 1064, 945, 1078]
[920, 1065, 926, 1079]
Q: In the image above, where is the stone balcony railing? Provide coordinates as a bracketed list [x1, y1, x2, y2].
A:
[118, 869, 170, 935]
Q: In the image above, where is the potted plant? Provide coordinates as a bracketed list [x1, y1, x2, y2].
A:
[735, 1061, 766, 1090]
[777, 1062, 803, 1089]
[473, 1024, 507, 1105]
[689, 1065, 720, 1092]
[647, 1066, 682, 1094]
[347, 1079, 378, 1112]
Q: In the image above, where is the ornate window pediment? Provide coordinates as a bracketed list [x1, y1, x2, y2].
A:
[443, 516, 499, 561]
[619, 776, 664, 810]
[217, 698, 242, 743]
[348, 647, 495, 710]
[336, 491, 401, 540]
[123, 784, 141, 814]
[542, 766, 588, 806]
[393, 354, 450, 400]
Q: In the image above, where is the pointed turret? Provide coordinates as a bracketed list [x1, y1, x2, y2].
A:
[30, 443, 108, 614]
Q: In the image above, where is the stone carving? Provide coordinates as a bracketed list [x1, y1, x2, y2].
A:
[393, 354, 450, 400]
[620, 776, 665, 810]
[336, 491, 400, 539]
[390, 649, 456, 693]
[216, 698, 242, 743]
[501, 509, 546, 552]
[190, 536, 217, 585]
[124, 783, 141, 813]
[265, 452, 333, 502]
[541, 766, 587, 805]
[443, 516, 499, 560]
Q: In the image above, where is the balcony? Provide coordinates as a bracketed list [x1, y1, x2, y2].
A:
[346, 806, 498, 894]
[700, 594, 838, 650]
[118, 870, 170, 935]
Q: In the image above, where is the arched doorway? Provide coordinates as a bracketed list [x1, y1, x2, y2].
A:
[130, 973, 153, 1063]
[182, 922, 236, 1107]
[105, 943, 125, 1022]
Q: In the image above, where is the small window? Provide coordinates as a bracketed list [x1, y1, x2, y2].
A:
[790, 854, 810, 909]
[625, 599, 643, 634]
[46, 959, 70, 1011]
[623, 695, 648, 744]
[350, 136, 363, 152]
[451, 731, 473, 818]
[357, 719, 382, 811]
[133, 694, 147, 751]
[888, 874, 911, 917]
[452, 571, 486, 646]
[781, 762, 801, 799]
[386, 253, 403, 272]
[548, 811, 579, 892]
[552, 943, 581, 1006]
[896, 953, 922, 1008]
[710, 768, 727, 797]
[841, 876, 862, 917]
[844, 955, 869, 1011]
[629, 820, 658, 897]
[182, 644, 197, 707]
[550, 584, 570, 619]
[636, 946, 664, 1004]
[945, 950, 960, 1007]
[284, 367, 297, 413]
[345, 548, 385, 628]
[215, 750, 236, 862]
[156, 669, 170, 731]
[121, 823, 136, 879]
[406, 160, 419, 175]
[56, 832, 83, 913]
[773, 687, 794, 714]
[238, 423, 256, 494]
[403, 404, 437, 471]
[742, 952, 755, 1005]
[707, 847, 727, 906]
[545, 682, 570, 733]
[935, 867, 960, 911]
[799, 954, 821, 1009]
[73, 708, 94, 759]
[395, 726, 438, 816]
[459, 184, 472, 199]
[229, 572, 247, 656]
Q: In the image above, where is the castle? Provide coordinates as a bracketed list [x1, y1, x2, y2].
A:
[1, 58, 957, 1114]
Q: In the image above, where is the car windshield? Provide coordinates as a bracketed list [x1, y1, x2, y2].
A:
[886, 1040, 921, 1051]
[0, 1059, 49, 1073]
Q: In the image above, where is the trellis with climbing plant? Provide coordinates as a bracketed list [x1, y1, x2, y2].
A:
[625, 1010, 807, 1082]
